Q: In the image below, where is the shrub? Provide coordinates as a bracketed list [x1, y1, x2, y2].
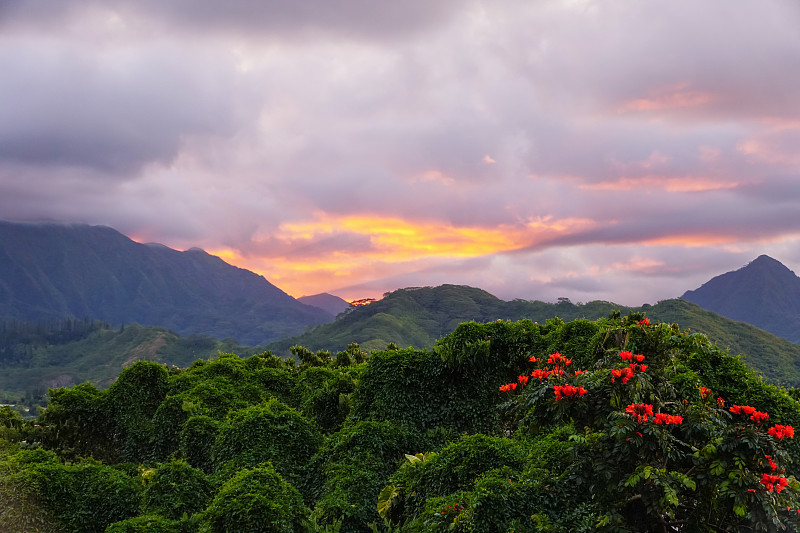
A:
[200, 464, 307, 533]
[212, 399, 323, 485]
[143, 459, 212, 520]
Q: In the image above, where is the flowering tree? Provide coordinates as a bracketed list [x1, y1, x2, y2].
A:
[381, 314, 800, 532]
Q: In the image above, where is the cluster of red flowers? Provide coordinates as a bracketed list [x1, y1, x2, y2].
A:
[611, 367, 635, 384]
[716, 396, 726, 408]
[637, 318, 650, 326]
[653, 413, 683, 425]
[498, 383, 517, 392]
[531, 368, 563, 379]
[518, 375, 529, 386]
[553, 384, 587, 401]
[761, 473, 789, 493]
[768, 424, 795, 440]
[619, 351, 645, 363]
[547, 351, 572, 370]
[699, 387, 713, 399]
[729, 404, 769, 423]
[611, 352, 648, 383]
[625, 403, 654, 423]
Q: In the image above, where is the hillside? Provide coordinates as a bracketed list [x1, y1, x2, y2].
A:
[0, 320, 265, 409]
[272, 285, 800, 385]
[682, 255, 800, 343]
[0, 221, 332, 344]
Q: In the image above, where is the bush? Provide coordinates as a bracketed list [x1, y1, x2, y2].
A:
[212, 399, 323, 485]
[200, 464, 307, 533]
[143, 459, 212, 520]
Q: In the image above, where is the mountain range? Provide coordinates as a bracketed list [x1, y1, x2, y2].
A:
[4, 220, 800, 404]
[0, 221, 332, 345]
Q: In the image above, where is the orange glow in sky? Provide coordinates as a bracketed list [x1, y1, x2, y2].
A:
[206, 213, 596, 299]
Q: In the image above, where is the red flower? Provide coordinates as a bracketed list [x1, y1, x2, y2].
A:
[529, 355, 538, 363]
[619, 351, 633, 361]
[611, 367, 635, 384]
[531, 369, 548, 380]
[638, 364, 648, 372]
[635, 353, 645, 362]
[765, 455, 778, 472]
[750, 410, 769, 423]
[626, 403, 654, 424]
[761, 473, 790, 493]
[729, 405, 742, 415]
[699, 387, 712, 399]
[638, 318, 650, 326]
[518, 375, 529, 386]
[742, 405, 756, 416]
[653, 413, 683, 425]
[553, 384, 587, 401]
[574, 370, 589, 376]
[716, 396, 726, 408]
[768, 424, 795, 440]
[547, 352, 572, 368]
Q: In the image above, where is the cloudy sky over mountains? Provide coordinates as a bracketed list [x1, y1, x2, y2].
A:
[2, 0, 800, 303]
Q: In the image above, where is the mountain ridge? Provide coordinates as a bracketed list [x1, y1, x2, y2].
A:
[0, 220, 332, 344]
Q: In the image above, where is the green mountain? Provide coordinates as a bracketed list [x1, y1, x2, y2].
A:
[0, 319, 265, 409]
[0, 220, 332, 345]
[271, 285, 800, 385]
[682, 255, 800, 343]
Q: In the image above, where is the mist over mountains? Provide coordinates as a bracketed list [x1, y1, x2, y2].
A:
[0, 221, 332, 345]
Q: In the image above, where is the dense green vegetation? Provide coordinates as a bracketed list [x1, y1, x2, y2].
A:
[0, 320, 265, 410]
[3, 313, 800, 531]
[5, 285, 800, 414]
[273, 286, 800, 385]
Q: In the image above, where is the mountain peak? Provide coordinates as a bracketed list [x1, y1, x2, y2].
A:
[682, 256, 800, 343]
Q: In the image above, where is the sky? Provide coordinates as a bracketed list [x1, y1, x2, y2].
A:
[2, 0, 800, 305]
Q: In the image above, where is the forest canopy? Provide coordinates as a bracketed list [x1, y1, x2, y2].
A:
[2, 312, 800, 532]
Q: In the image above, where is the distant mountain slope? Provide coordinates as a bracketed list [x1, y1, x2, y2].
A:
[298, 293, 353, 317]
[271, 285, 800, 385]
[0, 221, 332, 344]
[0, 321, 266, 408]
[270, 285, 622, 353]
[681, 255, 800, 343]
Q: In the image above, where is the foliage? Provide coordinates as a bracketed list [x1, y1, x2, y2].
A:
[200, 464, 308, 533]
[212, 398, 323, 486]
[6, 310, 800, 532]
[105, 515, 187, 533]
[305, 421, 425, 532]
[0, 449, 141, 533]
[142, 459, 212, 520]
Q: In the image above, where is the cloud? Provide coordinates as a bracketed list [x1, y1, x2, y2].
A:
[2, 0, 800, 304]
